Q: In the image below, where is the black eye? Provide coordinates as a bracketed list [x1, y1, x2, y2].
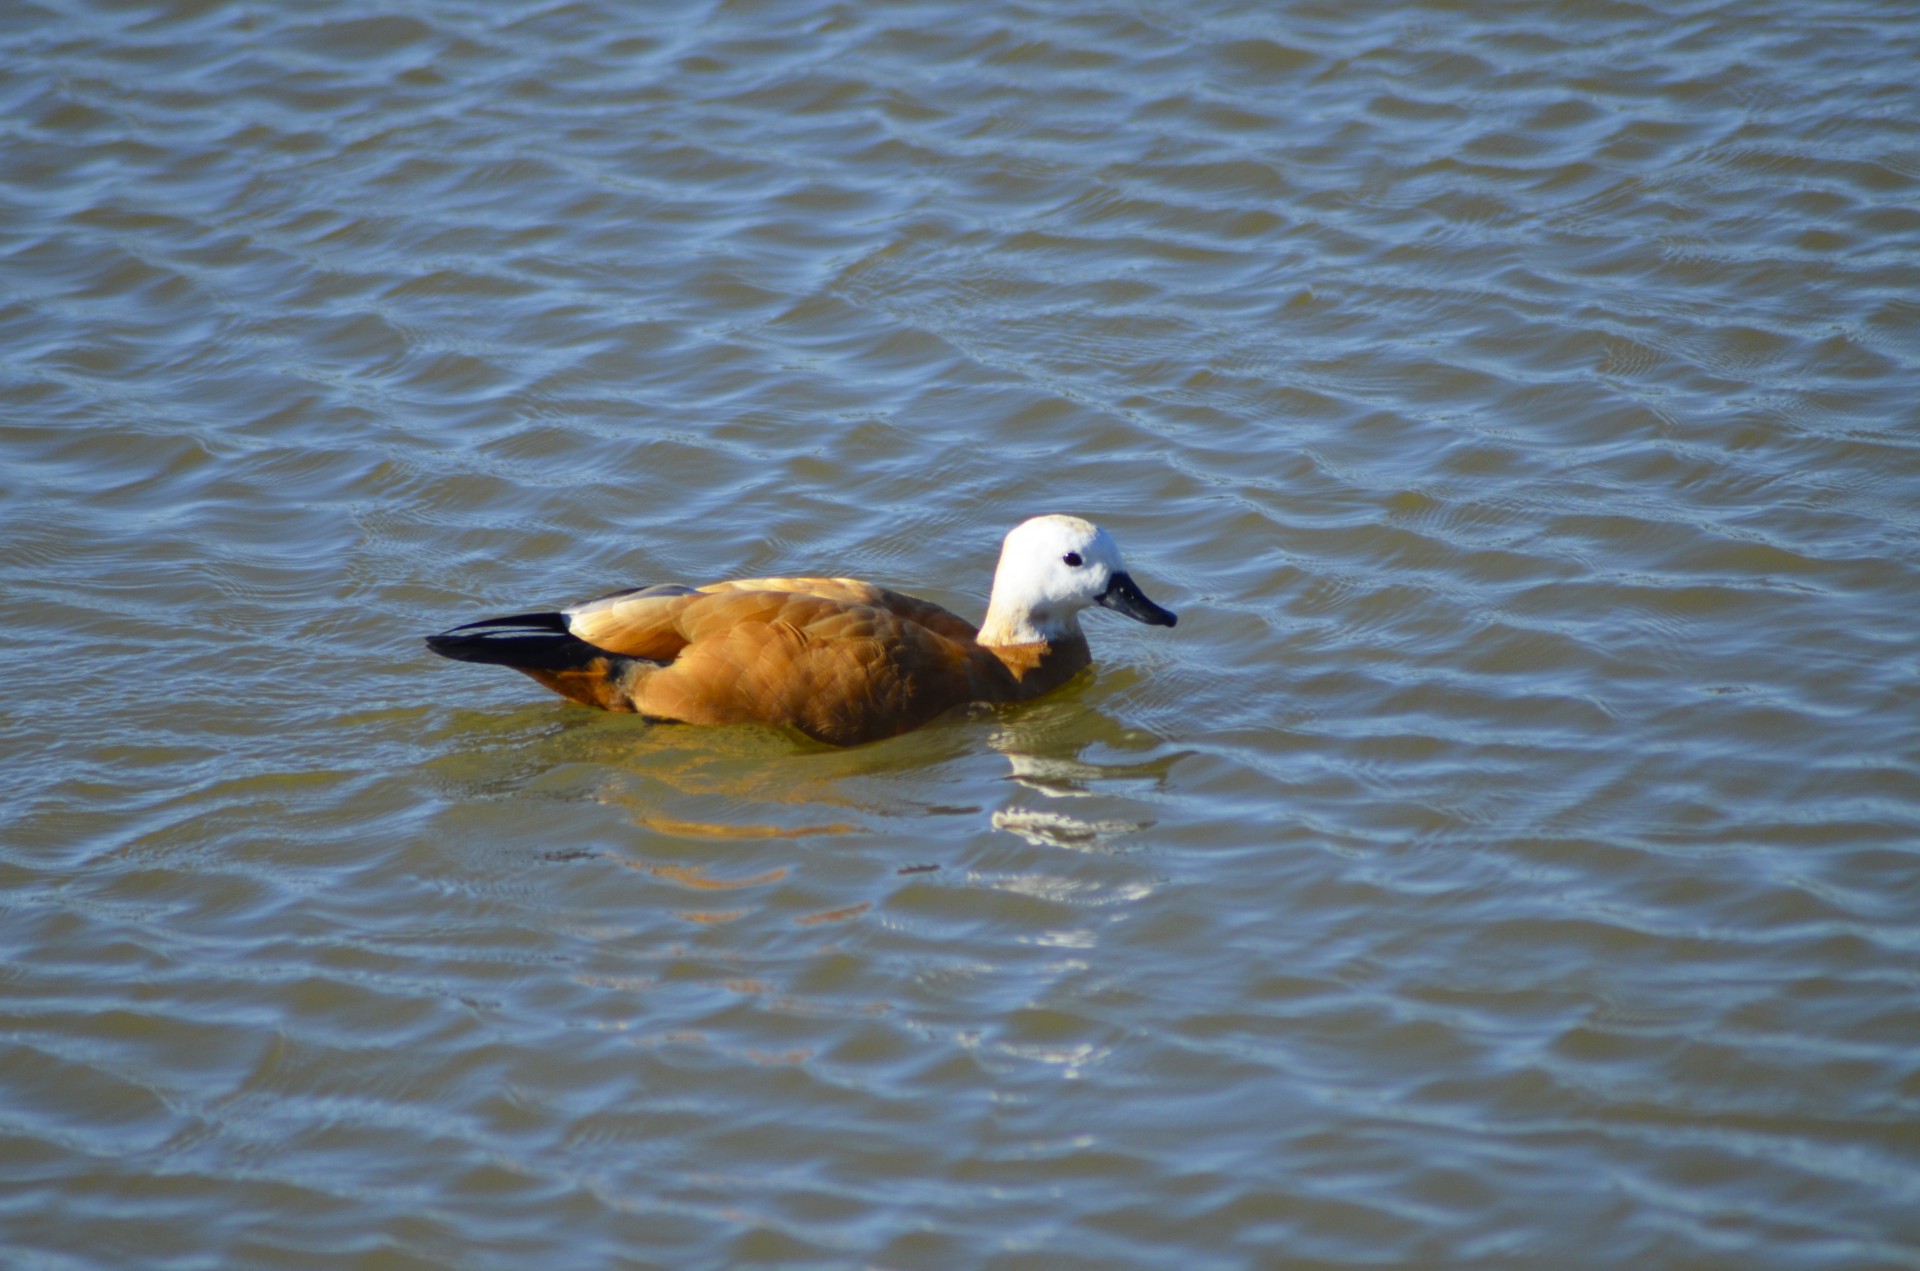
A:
[1062, 552, 1083, 567]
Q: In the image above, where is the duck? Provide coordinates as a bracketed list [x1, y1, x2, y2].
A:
[424, 514, 1177, 746]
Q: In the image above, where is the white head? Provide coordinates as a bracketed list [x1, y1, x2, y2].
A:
[978, 514, 1177, 647]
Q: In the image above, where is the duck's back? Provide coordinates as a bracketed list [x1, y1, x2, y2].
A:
[566, 577, 974, 659]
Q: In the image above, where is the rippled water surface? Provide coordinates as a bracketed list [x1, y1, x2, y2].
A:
[6, 0, 1920, 1265]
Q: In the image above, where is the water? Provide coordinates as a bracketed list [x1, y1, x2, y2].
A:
[5, 0, 1920, 1265]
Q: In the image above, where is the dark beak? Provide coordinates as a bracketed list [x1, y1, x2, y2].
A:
[1096, 571, 1177, 627]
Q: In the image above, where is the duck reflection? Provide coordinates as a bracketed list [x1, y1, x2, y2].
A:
[980, 697, 1185, 852]
[436, 680, 1179, 854]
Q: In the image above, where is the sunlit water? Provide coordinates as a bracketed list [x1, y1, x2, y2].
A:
[5, 0, 1920, 1266]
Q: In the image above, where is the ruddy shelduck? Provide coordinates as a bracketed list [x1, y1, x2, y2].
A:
[425, 514, 1177, 746]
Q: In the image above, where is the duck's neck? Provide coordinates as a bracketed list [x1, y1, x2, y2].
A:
[978, 601, 1081, 650]
[976, 622, 1091, 698]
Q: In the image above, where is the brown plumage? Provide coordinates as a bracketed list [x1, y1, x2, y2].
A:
[426, 515, 1177, 746]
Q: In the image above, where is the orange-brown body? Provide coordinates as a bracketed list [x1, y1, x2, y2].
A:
[446, 578, 1089, 746]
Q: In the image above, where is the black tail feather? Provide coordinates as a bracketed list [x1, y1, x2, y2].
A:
[425, 612, 607, 671]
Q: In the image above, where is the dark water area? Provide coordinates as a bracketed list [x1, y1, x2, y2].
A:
[4, 0, 1920, 1266]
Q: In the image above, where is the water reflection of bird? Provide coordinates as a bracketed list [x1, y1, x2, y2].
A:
[426, 515, 1177, 746]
